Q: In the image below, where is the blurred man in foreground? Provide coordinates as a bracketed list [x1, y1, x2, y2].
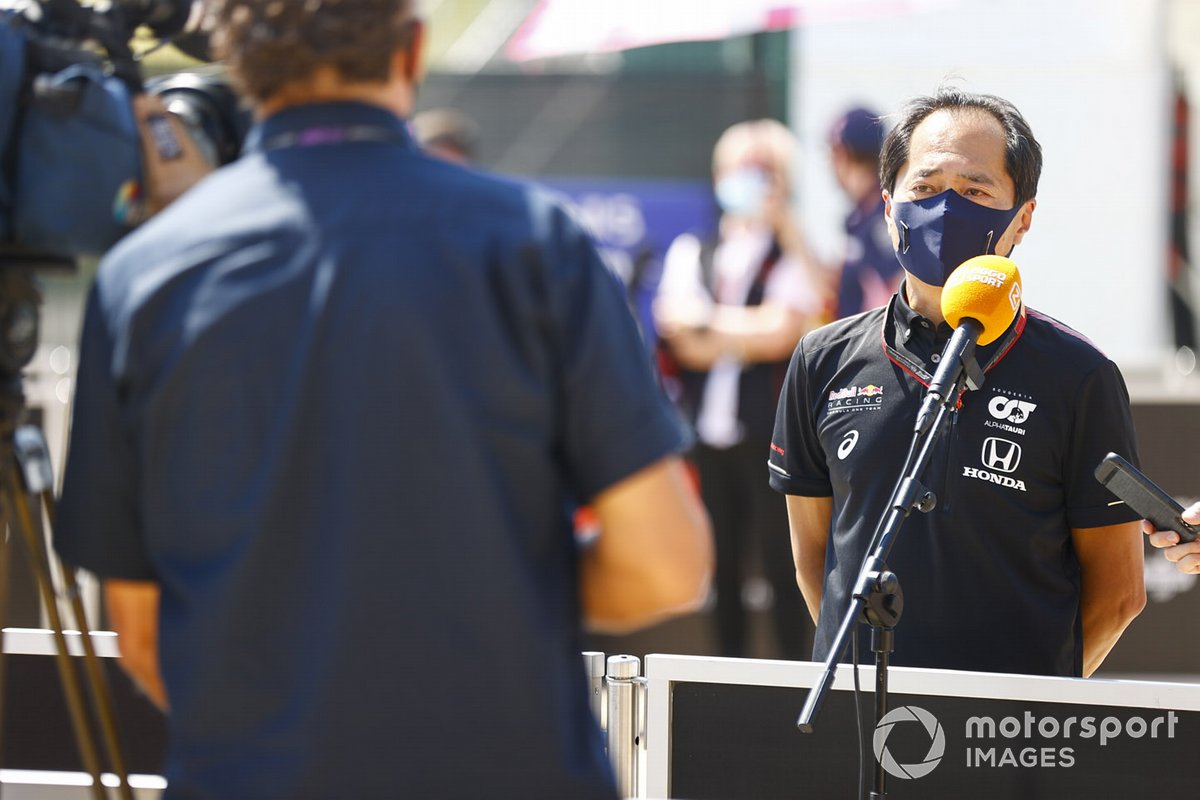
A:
[54, 1, 712, 797]
[769, 88, 1144, 678]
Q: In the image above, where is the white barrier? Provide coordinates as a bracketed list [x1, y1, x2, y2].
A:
[641, 654, 1200, 799]
[14, 633, 1194, 799]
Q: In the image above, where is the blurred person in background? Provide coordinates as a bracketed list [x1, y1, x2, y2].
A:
[412, 106, 479, 165]
[53, 1, 712, 797]
[1144, 502, 1200, 573]
[787, 105, 899, 319]
[654, 119, 826, 660]
[827, 106, 902, 318]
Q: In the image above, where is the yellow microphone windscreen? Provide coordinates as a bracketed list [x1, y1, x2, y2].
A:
[941, 255, 1023, 346]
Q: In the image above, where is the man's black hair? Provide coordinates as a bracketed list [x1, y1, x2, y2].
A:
[880, 87, 1043, 207]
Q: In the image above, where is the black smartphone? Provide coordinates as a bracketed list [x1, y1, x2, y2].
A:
[1094, 452, 1198, 543]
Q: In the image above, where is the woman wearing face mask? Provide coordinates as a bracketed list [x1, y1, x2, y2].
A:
[654, 119, 831, 661]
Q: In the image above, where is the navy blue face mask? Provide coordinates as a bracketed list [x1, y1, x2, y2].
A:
[891, 189, 1022, 286]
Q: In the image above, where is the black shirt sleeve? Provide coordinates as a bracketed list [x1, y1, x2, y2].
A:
[768, 336, 833, 497]
[1063, 358, 1142, 529]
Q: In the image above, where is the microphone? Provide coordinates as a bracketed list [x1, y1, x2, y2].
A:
[917, 256, 1023, 432]
[942, 254, 1023, 346]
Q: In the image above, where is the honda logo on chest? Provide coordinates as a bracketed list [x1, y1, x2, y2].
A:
[982, 437, 1022, 473]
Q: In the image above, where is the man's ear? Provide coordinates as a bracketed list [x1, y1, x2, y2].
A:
[882, 189, 901, 250]
[1011, 197, 1036, 246]
[401, 18, 426, 84]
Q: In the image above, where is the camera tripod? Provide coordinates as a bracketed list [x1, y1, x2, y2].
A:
[0, 390, 134, 799]
[0, 261, 133, 798]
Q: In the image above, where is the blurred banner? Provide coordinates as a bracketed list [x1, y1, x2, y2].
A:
[507, 0, 955, 61]
[538, 176, 715, 348]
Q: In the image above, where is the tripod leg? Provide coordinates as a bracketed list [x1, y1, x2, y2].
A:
[42, 489, 134, 800]
[10, 425, 135, 800]
[0, 523, 10, 785]
[2, 469, 106, 800]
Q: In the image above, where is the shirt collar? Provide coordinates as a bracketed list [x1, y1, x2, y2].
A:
[243, 101, 417, 155]
[884, 280, 1024, 385]
[890, 280, 951, 349]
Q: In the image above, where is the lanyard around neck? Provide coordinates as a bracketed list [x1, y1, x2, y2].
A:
[258, 124, 406, 153]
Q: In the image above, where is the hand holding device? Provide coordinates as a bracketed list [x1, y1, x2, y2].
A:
[1094, 452, 1198, 543]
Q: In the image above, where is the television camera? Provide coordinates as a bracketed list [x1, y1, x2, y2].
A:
[0, 0, 246, 403]
[0, 3, 246, 795]
[1, 0, 247, 264]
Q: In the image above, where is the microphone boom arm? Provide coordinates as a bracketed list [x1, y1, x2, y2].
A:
[795, 387, 958, 733]
[797, 313, 991, 797]
[915, 316, 984, 436]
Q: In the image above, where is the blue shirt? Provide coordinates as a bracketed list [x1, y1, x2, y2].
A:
[769, 290, 1141, 676]
[56, 102, 687, 799]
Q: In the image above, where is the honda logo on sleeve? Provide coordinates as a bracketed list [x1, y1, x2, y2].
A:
[981, 438, 1022, 473]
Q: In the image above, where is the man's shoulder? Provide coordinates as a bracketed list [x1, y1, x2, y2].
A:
[405, 160, 603, 262]
[803, 305, 888, 357]
[419, 156, 532, 203]
[90, 158, 300, 328]
[1021, 307, 1113, 370]
[407, 154, 569, 219]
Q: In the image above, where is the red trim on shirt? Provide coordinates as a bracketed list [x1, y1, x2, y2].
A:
[881, 305, 1028, 407]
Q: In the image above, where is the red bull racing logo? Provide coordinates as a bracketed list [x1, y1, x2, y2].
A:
[827, 384, 886, 414]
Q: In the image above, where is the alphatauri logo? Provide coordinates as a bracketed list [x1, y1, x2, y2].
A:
[988, 394, 1037, 424]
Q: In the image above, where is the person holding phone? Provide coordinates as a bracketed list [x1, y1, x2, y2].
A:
[1144, 501, 1200, 574]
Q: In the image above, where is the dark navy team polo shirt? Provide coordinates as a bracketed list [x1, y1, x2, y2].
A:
[768, 287, 1140, 677]
[55, 102, 687, 799]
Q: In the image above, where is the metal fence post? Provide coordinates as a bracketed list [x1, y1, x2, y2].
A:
[606, 654, 640, 798]
[582, 650, 607, 732]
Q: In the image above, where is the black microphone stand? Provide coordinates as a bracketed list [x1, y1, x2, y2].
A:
[797, 318, 987, 800]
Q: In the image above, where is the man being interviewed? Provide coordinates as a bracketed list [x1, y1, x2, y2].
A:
[53, 1, 712, 798]
[768, 88, 1144, 678]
